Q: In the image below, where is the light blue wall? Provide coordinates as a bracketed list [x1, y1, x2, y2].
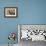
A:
[0, 0, 46, 44]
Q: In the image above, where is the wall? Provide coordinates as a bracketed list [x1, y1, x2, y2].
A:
[0, 0, 46, 44]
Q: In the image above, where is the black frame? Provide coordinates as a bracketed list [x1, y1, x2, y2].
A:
[4, 7, 18, 18]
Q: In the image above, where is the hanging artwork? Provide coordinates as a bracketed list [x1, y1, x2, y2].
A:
[4, 7, 18, 18]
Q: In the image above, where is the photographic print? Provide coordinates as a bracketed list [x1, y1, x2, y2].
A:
[4, 7, 18, 18]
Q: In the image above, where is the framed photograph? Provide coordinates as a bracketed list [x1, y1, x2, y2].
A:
[4, 7, 18, 18]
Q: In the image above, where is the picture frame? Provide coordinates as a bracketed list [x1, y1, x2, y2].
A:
[4, 7, 18, 18]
